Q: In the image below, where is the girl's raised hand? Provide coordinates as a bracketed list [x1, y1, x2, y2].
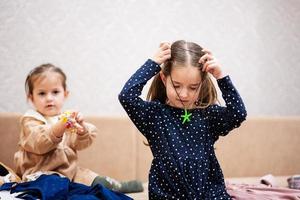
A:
[199, 49, 226, 79]
[152, 42, 171, 65]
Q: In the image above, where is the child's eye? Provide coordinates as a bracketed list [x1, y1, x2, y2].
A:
[190, 87, 197, 91]
[174, 85, 180, 89]
[53, 90, 60, 95]
[38, 92, 45, 96]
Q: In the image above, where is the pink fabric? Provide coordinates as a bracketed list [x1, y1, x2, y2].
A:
[226, 183, 300, 200]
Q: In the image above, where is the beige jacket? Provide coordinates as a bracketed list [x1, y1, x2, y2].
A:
[14, 110, 98, 185]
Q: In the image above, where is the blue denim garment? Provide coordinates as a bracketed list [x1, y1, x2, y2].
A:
[0, 174, 132, 200]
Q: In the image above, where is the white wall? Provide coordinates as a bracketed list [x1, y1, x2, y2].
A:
[0, 0, 299, 116]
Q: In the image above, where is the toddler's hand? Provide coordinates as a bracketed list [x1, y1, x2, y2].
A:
[199, 49, 226, 79]
[72, 111, 86, 135]
[61, 110, 86, 134]
[152, 42, 171, 65]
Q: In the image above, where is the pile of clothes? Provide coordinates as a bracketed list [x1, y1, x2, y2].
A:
[227, 174, 300, 200]
[0, 162, 132, 200]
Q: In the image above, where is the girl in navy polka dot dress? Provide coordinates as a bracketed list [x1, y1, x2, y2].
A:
[119, 40, 247, 200]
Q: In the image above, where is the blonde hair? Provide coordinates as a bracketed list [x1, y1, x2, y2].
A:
[25, 63, 67, 98]
[147, 40, 218, 108]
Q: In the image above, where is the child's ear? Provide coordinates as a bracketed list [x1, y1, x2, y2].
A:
[27, 95, 35, 108]
[159, 72, 167, 86]
[28, 94, 33, 102]
[64, 90, 69, 98]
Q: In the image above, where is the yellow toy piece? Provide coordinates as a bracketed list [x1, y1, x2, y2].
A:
[59, 111, 77, 133]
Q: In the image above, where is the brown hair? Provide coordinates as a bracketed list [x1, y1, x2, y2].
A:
[25, 63, 67, 98]
[147, 40, 218, 108]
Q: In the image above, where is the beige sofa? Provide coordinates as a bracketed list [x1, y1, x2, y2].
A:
[0, 113, 299, 199]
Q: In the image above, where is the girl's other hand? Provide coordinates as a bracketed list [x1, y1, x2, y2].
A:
[67, 110, 86, 134]
[199, 49, 226, 79]
[74, 111, 84, 125]
[73, 111, 86, 135]
[152, 42, 171, 65]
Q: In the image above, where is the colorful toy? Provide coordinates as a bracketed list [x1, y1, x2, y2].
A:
[59, 111, 77, 133]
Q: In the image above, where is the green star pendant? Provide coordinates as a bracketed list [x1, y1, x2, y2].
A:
[181, 109, 192, 124]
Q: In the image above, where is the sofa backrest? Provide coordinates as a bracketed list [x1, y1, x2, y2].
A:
[0, 113, 299, 182]
[0, 113, 21, 171]
[215, 117, 300, 178]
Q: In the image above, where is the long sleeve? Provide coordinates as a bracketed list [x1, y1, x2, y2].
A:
[67, 122, 97, 151]
[207, 76, 247, 141]
[118, 59, 161, 136]
[15, 110, 99, 185]
[19, 117, 62, 155]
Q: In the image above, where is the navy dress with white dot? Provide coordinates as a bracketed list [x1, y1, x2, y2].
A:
[119, 59, 247, 200]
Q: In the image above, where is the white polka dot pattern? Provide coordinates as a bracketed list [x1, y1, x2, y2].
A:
[119, 59, 247, 199]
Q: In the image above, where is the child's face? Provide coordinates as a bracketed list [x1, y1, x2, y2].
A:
[160, 65, 201, 109]
[29, 72, 68, 117]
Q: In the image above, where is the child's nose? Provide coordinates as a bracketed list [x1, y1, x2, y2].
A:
[46, 94, 54, 101]
[180, 88, 189, 99]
